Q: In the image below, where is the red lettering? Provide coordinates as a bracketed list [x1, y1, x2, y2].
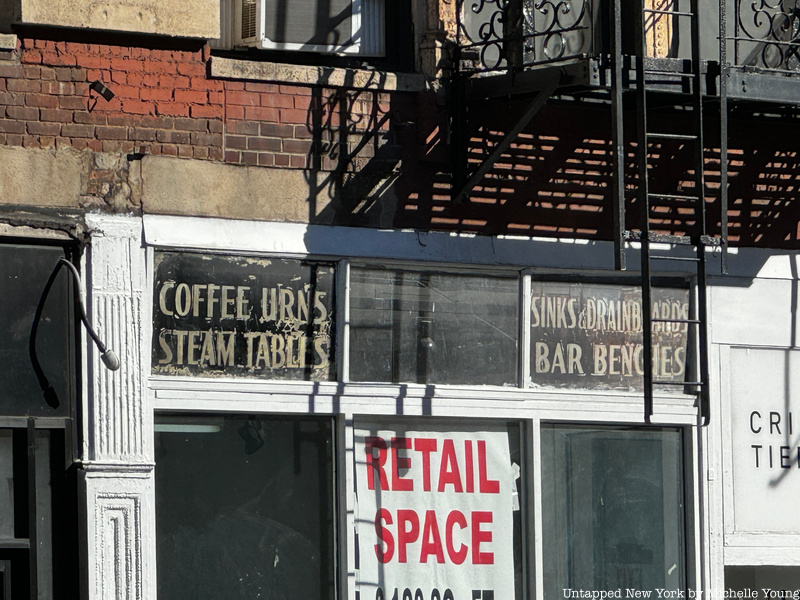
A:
[420, 510, 445, 563]
[437, 439, 463, 492]
[445, 510, 468, 565]
[414, 438, 437, 491]
[374, 508, 394, 563]
[397, 509, 420, 563]
[366, 437, 388, 490]
[465, 440, 474, 493]
[477, 440, 499, 494]
[391, 437, 413, 491]
[471, 511, 494, 565]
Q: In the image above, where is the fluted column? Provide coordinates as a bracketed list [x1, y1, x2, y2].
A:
[82, 214, 154, 600]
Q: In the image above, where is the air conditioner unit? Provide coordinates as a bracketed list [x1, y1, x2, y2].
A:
[234, 0, 384, 55]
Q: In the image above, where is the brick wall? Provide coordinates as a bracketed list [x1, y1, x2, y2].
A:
[0, 37, 396, 171]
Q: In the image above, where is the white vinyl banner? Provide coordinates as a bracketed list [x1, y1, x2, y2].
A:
[355, 422, 517, 600]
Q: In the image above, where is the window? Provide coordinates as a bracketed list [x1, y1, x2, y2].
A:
[540, 424, 686, 598]
[152, 251, 335, 381]
[0, 243, 79, 599]
[155, 414, 337, 599]
[349, 268, 519, 386]
[353, 419, 526, 600]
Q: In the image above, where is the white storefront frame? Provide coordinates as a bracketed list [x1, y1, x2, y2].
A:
[84, 212, 708, 600]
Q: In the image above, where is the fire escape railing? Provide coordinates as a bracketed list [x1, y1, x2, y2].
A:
[455, 0, 599, 74]
[732, 0, 800, 72]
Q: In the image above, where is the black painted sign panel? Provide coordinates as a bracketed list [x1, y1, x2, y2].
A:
[152, 252, 335, 381]
[530, 282, 690, 390]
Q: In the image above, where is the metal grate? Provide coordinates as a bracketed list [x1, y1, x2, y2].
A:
[241, 0, 258, 40]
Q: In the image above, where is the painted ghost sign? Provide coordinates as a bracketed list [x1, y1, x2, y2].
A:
[355, 422, 518, 600]
[152, 252, 334, 381]
[530, 282, 690, 390]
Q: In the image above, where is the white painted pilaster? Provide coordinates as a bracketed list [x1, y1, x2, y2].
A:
[82, 214, 154, 600]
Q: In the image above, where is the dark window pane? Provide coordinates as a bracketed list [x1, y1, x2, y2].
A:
[264, 0, 354, 47]
[152, 252, 335, 381]
[155, 415, 336, 600]
[349, 269, 518, 385]
[541, 425, 685, 598]
[0, 245, 72, 417]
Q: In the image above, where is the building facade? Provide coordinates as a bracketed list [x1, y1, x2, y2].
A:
[0, 0, 799, 598]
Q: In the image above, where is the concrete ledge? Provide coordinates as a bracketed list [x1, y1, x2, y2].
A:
[141, 156, 310, 222]
[210, 56, 427, 92]
[18, 0, 219, 39]
[0, 147, 82, 208]
[0, 34, 17, 50]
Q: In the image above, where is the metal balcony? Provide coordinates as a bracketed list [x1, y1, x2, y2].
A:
[454, 0, 800, 101]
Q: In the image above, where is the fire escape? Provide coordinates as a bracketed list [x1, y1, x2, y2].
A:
[451, 0, 800, 423]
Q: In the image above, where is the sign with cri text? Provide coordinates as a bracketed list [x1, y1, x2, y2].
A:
[152, 252, 334, 381]
[530, 282, 690, 390]
[355, 422, 516, 600]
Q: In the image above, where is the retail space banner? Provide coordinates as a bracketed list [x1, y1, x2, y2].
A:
[355, 422, 517, 600]
[530, 282, 690, 390]
[152, 251, 335, 381]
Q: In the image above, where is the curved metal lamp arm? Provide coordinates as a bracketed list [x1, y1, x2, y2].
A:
[57, 258, 120, 371]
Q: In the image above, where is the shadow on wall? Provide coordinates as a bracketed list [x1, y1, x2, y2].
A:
[302, 85, 800, 248]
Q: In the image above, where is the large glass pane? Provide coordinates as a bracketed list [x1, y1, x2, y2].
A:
[0, 245, 72, 416]
[349, 268, 518, 385]
[155, 414, 336, 600]
[541, 425, 685, 598]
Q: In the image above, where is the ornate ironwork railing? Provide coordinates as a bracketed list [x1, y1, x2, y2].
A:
[455, 0, 598, 73]
[733, 0, 800, 72]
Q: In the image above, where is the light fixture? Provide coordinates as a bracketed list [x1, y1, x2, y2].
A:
[57, 258, 120, 371]
[89, 80, 115, 102]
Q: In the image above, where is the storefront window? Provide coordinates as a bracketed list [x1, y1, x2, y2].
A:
[353, 419, 525, 600]
[154, 414, 336, 599]
[0, 244, 72, 416]
[152, 252, 335, 381]
[349, 269, 518, 385]
[541, 424, 686, 598]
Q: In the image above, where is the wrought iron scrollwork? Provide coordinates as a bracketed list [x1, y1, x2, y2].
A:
[456, 0, 594, 73]
[735, 0, 800, 71]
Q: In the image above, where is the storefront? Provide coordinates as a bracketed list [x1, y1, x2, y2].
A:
[114, 213, 704, 600]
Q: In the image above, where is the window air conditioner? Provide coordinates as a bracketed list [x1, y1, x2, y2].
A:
[235, 0, 384, 55]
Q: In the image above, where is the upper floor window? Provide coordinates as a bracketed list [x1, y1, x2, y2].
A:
[217, 0, 386, 56]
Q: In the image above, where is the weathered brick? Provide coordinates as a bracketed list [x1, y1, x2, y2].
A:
[41, 81, 75, 95]
[173, 117, 208, 132]
[6, 105, 39, 120]
[97, 126, 128, 140]
[190, 132, 223, 146]
[140, 88, 173, 102]
[0, 64, 23, 79]
[131, 128, 157, 141]
[208, 146, 224, 160]
[247, 137, 281, 152]
[21, 50, 42, 64]
[59, 96, 87, 110]
[260, 123, 294, 137]
[225, 135, 247, 149]
[224, 150, 240, 162]
[258, 153, 275, 166]
[244, 106, 279, 122]
[227, 91, 260, 106]
[226, 105, 244, 120]
[61, 123, 95, 138]
[274, 154, 291, 167]
[111, 58, 144, 72]
[27, 121, 61, 136]
[174, 89, 207, 104]
[226, 120, 259, 135]
[176, 62, 206, 77]
[156, 129, 190, 144]
[190, 105, 223, 119]
[261, 94, 295, 109]
[26, 94, 59, 108]
[0, 92, 25, 106]
[7, 79, 41, 93]
[290, 155, 308, 168]
[178, 144, 193, 158]
[161, 144, 178, 156]
[193, 146, 210, 159]
[39, 108, 72, 122]
[284, 139, 312, 154]
[122, 99, 154, 115]
[0, 119, 26, 134]
[73, 111, 107, 125]
[240, 151, 258, 166]
[209, 119, 224, 134]
[54, 67, 85, 81]
[76, 55, 111, 70]
[155, 102, 189, 117]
